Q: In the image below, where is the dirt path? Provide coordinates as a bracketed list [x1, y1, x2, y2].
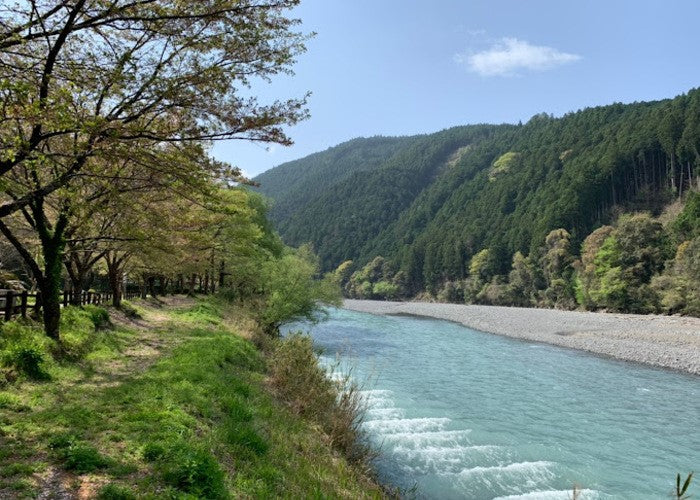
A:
[31, 296, 197, 499]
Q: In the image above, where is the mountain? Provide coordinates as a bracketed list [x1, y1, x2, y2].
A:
[253, 136, 416, 222]
[253, 89, 700, 312]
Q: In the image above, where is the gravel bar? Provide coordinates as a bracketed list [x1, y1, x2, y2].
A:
[343, 299, 700, 375]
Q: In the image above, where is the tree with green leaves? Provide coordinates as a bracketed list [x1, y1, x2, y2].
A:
[0, 0, 309, 338]
[257, 245, 341, 335]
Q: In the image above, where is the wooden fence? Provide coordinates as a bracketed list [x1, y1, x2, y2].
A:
[0, 287, 210, 322]
[1, 289, 126, 322]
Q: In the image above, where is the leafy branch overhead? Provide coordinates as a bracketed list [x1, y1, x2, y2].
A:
[0, 0, 313, 338]
[0, 0, 310, 216]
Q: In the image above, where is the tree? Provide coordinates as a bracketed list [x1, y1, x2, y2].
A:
[575, 225, 614, 309]
[0, 0, 309, 338]
[258, 246, 341, 335]
[372, 281, 400, 300]
[0, 0, 308, 216]
[539, 229, 576, 308]
[587, 214, 670, 312]
[508, 251, 537, 306]
[652, 237, 700, 315]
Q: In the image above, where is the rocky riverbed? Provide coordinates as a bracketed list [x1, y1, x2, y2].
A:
[343, 300, 700, 375]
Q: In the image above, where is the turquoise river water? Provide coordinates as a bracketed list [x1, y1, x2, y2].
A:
[283, 308, 699, 499]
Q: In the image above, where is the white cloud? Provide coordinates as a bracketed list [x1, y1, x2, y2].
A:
[456, 38, 581, 77]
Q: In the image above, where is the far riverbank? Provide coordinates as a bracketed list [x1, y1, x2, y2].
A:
[343, 299, 700, 375]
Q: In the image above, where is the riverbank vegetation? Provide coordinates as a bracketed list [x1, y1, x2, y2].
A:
[0, 296, 385, 498]
[255, 90, 700, 316]
[340, 192, 700, 315]
[0, 3, 386, 496]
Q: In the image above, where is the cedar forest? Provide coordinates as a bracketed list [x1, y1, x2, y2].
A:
[255, 90, 700, 316]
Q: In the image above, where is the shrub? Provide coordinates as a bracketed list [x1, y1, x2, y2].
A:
[48, 432, 109, 472]
[258, 246, 341, 335]
[142, 442, 167, 462]
[61, 444, 110, 473]
[0, 322, 53, 379]
[97, 484, 136, 500]
[82, 305, 111, 329]
[159, 444, 227, 499]
[57, 306, 111, 359]
[48, 432, 78, 450]
[3, 342, 49, 380]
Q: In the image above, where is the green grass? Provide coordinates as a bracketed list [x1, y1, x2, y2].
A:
[0, 298, 385, 499]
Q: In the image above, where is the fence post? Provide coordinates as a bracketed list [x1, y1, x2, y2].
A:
[87, 291, 93, 305]
[21, 291, 28, 318]
[4, 290, 14, 321]
[63, 291, 68, 308]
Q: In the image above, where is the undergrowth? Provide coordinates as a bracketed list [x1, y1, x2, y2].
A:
[0, 297, 386, 499]
[0, 305, 112, 382]
[269, 332, 373, 468]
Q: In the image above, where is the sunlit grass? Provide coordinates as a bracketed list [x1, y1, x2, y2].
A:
[0, 298, 385, 499]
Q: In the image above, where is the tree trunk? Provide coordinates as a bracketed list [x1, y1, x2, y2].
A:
[147, 276, 157, 298]
[68, 271, 85, 305]
[108, 269, 122, 307]
[40, 243, 64, 340]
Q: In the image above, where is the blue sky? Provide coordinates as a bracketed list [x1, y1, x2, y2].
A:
[212, 0, 700, 178]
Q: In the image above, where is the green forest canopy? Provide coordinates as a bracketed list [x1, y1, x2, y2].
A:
[255, 89, 700, 315]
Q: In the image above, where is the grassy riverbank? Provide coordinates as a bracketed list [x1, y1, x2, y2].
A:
[0, 297, 384, 499]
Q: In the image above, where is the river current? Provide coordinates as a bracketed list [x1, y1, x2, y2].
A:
[283, 308, 699, 499]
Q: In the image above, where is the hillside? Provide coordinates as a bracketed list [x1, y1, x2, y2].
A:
[255, 125, 508, 268]
[253, 136, 417, 222]
[255, 89, 700, 315]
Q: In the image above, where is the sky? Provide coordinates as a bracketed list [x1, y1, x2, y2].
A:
[212, 0, 700, 178]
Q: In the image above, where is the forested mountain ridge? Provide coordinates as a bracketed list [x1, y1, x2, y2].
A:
[255, 89, 700, 315]
[253, 136, 417, 221]
[255, 125, 507, 267]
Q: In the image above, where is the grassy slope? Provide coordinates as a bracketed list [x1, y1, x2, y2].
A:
[0, 298, 384, 499]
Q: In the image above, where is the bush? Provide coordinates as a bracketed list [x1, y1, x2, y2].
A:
[61, 443, 110, 473]
[141, 439, 228, 498]
[3, 342, 49, 380]
[142, 442, 167, 462]
[159, 444, 227, 499]
[257, 246, 341, 335]
[97, 484, 136, 500]
[0, 320, 52, 380]
[82, 305, 111, 329]
[48, 432, 109, 472]
[58, 306, 110, 359]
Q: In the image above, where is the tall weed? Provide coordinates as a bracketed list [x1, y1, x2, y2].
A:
[268, 333, 372, 467]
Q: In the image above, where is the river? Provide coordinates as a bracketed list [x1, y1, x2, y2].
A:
[282, 308, 700, 499]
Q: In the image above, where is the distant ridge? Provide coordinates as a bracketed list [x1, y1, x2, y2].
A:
[254, 89, 700, 297]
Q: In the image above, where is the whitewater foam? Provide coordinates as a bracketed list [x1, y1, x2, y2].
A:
[493, 489, 602, 499]
[362, 417, 450, 434]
